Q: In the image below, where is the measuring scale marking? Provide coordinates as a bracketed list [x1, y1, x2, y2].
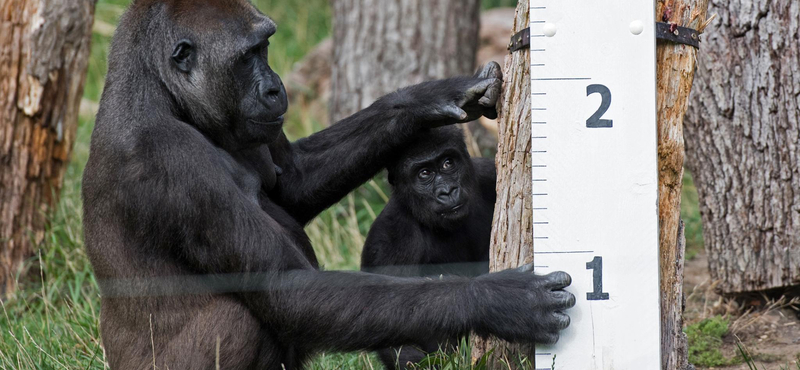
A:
[530, 1, 660, 369]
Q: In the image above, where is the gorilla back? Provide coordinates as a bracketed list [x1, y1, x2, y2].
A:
[83, 1, 573, 369]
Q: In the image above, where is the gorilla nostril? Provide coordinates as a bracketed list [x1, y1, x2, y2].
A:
[267, 84, 281, 94]
[436, 186, 458, 202]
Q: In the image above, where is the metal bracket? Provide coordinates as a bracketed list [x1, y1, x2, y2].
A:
[508, 27, 530, 53]
[509, 23, 700, 53]
[656, 22, 700, 48]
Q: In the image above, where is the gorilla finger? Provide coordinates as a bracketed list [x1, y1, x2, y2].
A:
[476, 61, 502, 80]
[439, 105, 468, 121]
[536, 332, 560, 345]
[463, 79, 496, 102]
[549, 290, 576, 309]
[478, 80, 502, 107]
[542, 271, 572, 290]
[553, 311, 571, 330]
[515, 263, 535, 273]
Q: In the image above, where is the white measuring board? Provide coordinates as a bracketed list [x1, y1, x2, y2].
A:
[529, 1, 660, 369]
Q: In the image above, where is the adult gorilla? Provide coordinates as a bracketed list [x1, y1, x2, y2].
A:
[83, 0, 574, 369]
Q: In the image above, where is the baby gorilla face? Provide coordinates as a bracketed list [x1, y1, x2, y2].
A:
[389, 127, 478, 231]
[412, 154, 470, 221]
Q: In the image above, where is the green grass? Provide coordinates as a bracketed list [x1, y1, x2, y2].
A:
[686, 316, 739, 367]
[737, 342, 800, 370]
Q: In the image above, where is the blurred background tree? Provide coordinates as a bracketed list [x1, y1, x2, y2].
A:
[330, 0, 480, 123]
[685, 1, 800, 296]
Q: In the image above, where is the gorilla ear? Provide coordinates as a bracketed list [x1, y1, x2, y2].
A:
[171, 39, 195, 73]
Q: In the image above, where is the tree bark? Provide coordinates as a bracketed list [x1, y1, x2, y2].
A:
[656, 1, 709, 368]
[330, 0, 480, 123]
[0, 0, 94, 296]
[684, 1, 800, 295]
[471, 0, 532, 367]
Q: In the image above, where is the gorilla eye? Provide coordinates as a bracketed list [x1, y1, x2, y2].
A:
[418, 169, 432, 180]
[171, 40, 195, 73]
[442, 158, 454, 170]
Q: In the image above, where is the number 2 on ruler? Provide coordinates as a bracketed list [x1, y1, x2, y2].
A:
[586, 256, 610, 300]
[586, 84, 613, 128]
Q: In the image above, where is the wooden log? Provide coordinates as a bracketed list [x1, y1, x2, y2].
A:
[0, 0, 94, 296]
[471, 0, 533, 367]
[656, 0, 709, 368]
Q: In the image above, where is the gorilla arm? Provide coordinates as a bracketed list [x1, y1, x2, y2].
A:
[126, 129, 572, 351]
[269, 74, 502, 224]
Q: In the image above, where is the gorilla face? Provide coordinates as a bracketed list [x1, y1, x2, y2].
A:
[230, 26, 288, 145]
[164, 1, 288, 148]
[389, 127, 477, 229]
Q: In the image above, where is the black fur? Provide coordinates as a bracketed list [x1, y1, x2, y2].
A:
[82, 1, 574, 369]
[361, 126, 495, 368]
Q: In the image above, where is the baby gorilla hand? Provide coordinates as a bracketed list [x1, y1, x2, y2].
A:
[469, 268, 575, 344]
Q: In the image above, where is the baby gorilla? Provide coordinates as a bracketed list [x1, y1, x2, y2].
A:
[361, 126, 495, 369]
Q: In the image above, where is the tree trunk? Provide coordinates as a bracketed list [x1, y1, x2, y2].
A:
[330, 0, 480, 123]
[656, 1, 709, 368]
[0, 0, 94, 296]
[684, 1, 800, 295]
[471, 0, 532, 367]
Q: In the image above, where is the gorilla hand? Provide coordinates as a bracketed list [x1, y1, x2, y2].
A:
[469, 61, 503, 120]
[392, 61, 503, 127]
[469, 268, 575, 344]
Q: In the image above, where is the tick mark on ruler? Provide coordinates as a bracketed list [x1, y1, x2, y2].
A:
[531, 63, 545, 67]
[533, 207, 548, 210]
[532, 122, 547, 125]
[532, 165, 547, 168]
[531, 49, 546, 52]
[531, 6, 546, 9]
[534, 250, 595, 255]
[533, 179, 547, 182]
[532, 92, 546, 96]
[532, 193, 548, 196]
[534, 237, 549, 240]
[532, 136, 547, 139]
[532, 150, 547, 153]
[531, 20, 545, 24]
[533, 222, 549, 225]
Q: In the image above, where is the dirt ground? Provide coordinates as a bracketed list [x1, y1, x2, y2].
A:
[683, 252, 800, 369]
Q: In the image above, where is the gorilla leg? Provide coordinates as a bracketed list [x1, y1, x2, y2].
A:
[105, 297, 277, 370]
[160, 298, 287, 369]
